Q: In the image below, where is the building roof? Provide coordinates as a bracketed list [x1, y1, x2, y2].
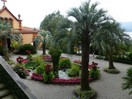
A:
[0, 6, 21, 21]
[22, 26, 39, 34]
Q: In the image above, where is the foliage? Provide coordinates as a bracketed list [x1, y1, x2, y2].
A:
[43, 72, 54, 83]
[73, 86, 96, 99]
[59, 58, 71, 70]
[24, 61, 38, 70]
[67, 0, 111, 91]
[36, 64, 45, 75]
[7, 60, 15, 65]
[122, 68, 132, 95]
[49, 46, 62, 77]
[0, 19, 12, 60]
[17, 44, 37, 55]
[40, 11, 63, 35]
[128, 52, 132, 60]
[89, 68, 100, 79]
[13, 66, 28, 79]
[67, 63, 80, 77]
[11, 40, 20, 51]
[43, 64, 54, 83]
[104, 68, 120, 74]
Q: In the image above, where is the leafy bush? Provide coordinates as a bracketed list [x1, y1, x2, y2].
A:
[36, 64, 44, 75]
[128, 52, 132, 60]
[24, 61, 37, 69]
[13, 66, 28, 79]
[49, 47, 62, 77]
[43, 64, 54, 83]
[122, 67, 132, 95]
[89, 68, 100, 79]
[104, 68, 120, 74]
[11, 40, 20, 52]
[17, 44, 37, 55]
[67, 63, 80, 77]
[32, 55, 44, 66]
[43, 72, 54, 83]
[59, 58, 71, 70]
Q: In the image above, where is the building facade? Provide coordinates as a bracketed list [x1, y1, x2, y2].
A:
[0, 6, 39, 45]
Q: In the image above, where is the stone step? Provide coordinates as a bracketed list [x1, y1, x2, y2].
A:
[0, 89, 11, 98]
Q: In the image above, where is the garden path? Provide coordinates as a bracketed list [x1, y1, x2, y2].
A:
[10, 50, 132, 99]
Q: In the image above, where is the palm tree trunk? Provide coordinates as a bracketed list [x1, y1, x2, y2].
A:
[42, 40, 46, 55]
[81, 31, 90, 91]
[108, 51, 115, 69]
[2, 36, 9, 61]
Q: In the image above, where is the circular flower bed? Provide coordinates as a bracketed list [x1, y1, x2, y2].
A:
[104, 68, 120, 74]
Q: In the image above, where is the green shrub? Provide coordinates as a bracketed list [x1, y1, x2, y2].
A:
[128, 52, 132, 60]
[11, 40, 20, 52]
[36, 64, 44, 75]
[17, 44, 37, 55]
[43, 72, 54, 83]
[24, 61, 37, 69]
[67, 63, 80, 77]
[49, 47, 62, 77]
[32, 55, 44, 66]
[89, 68, 100, 79]
[122, 67, 132, 95]
[13, 66, 28, 79]
[59, 58, 71, 70]
[104, 68, 120, 74]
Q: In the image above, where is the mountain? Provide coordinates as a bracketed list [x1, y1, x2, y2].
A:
[120, 22, 132, 32]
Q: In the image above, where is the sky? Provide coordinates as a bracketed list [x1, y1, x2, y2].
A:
[0, 0, 132, 29]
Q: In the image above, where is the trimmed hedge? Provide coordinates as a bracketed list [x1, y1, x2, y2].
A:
[17, 44, 37, 55]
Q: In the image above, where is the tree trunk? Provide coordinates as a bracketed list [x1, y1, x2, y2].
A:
[42, 40, 46, 55]
[2, 36, 9, 61]
[81, 31, 90, 91]
[108, 51, 115, 69]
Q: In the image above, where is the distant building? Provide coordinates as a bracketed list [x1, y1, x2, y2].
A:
[0, 5, 39, 45]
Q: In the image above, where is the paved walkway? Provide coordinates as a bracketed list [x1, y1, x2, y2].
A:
[10, 51, 132, 99]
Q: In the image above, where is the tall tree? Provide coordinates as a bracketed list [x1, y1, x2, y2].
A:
[40, 11, 63, 36]
[68, 1, 109, 91]
[92, 21, 130, 69]
[34, 30, 51, 55]
[0, 19, 12, 60]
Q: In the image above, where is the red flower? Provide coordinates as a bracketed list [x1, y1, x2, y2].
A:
[26, 50, 31, 54]
[16, 56, 24, 64]
[45, 64, 52, 73]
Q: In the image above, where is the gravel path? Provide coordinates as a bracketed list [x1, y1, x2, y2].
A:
[10, 51, 132, 99]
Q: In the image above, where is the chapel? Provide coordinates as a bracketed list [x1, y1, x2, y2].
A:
[0, 0, 39, 44]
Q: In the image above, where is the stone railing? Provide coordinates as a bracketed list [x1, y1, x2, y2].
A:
[0, 56, 38, 99]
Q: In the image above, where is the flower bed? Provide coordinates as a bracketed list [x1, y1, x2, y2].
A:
[31, 73, 43, 81]
[52, 77, 93, 84]
[43, 55, 52, 62]
[30, 73, 94, 84]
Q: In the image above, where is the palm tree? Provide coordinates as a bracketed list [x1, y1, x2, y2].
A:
[92, 21, 130, 69]
[0, 19, 12, 60]
[53, 18, 78, 54]
[34, 30, 51, 55]
[68, 1, 109, 91]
